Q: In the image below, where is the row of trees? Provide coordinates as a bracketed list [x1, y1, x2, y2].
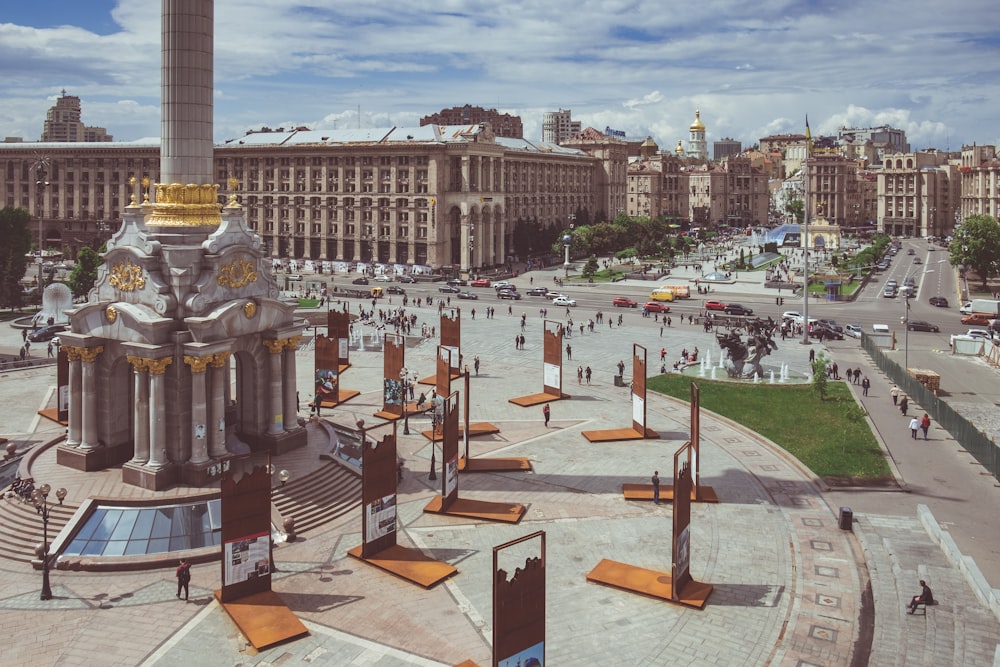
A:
[546, 213, 702, 262]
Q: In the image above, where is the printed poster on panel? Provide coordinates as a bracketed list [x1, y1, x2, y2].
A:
[631, 393, 644, 427]
[543, 363, 560, 390]
[445, 455, 459, 497]
[223, 531, 270, 586]
[365, 493, 397, 543]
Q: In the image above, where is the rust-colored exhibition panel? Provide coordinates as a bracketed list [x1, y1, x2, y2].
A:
[632, 344, 647, 433]
[441, 391, 460, 508]
[346, 543, 457, 588]
[382, 334, 405, 418]
[493, 531, 546, 667]
[314, 334, 341, 406]
[327, 307, 351, 369]
[219, 462, 272, 603]
[542, 320, 563, 397]
[441, 308, 461, 350]
[360, 431, 399, 557]
[436, 345, 453, 397]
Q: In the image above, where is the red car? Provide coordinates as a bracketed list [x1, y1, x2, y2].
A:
[612, 297, 638, 308]
[705, 300, 727, 311]
[643, 301, 670, 313]
[470, 278, 491, 287]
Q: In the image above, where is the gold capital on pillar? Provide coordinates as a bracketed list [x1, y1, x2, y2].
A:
[127, 355, 149, 372]
[209, 351, 231, 368]
[184, 355, 212, 373]
[283, 335, 302, 351]
[79, 346, 105, 363]
[262, 339, 285, 354]
[147, 357, 173, 375]
[63, 346, 83, 362]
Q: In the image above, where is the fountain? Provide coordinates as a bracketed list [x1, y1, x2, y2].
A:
[698, 360, 706, 377]
[703, 348, 712, 369]
[711, 367, 717, 380]
[769, 370, 775, 384]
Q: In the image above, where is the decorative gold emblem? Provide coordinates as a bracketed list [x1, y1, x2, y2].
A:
[226, 176, 241, 208]
[105, 305, 118, 323]
[129, 176, 137, 205]
[109, 258, 146, 292]
[218, 256, 258, 289]
[243, 301, 257, 319]
[148, 182, 222, 227]
[184, 355, 212, 373]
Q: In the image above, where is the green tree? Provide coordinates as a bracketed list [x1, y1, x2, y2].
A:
[0, 207, 33, 310]
[69, 246, 102, 297]
[785, 199, 804, 224]
[582, 256, 599, 279]
[949, 214, 1000, 289]
[811, 351, 829, 400]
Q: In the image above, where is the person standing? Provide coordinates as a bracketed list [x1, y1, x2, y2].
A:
[908, 416, 920, 439]
[899, 394, 909, 416]
[651, 470, 660, 505]
[585, 366, 592, 384]
[890, 384, 900, 405]
[176, 558, 191, 601]
[474, 356, 480, 375]
[542, 403, 551, 427]
[617, 360, 625, 377]
[920, 413, 931, 440]
[577, 366, 583, 384]
[861, 376, 870, 396]
[808, 348, 815, 363]
[566, 343, 572, 360]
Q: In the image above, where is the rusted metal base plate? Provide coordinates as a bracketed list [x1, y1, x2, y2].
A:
[373, 401, 431, 421]
[346, 543, 457, 588]
[37, 407, 67, 425]
[460, 421, 501, 436]
[318, 389, 361, 409]
[423, 495, 526, 524]
[586, 558, 712, 609]
[622, 483, 720, 503]
[214, 589, 309, 649]
[582, 427, 658, 442]
[454, 660, 481, 667]
[417, 370, 466, 386]
[459, 456, 532, 472]
[508, 392, 566, 407]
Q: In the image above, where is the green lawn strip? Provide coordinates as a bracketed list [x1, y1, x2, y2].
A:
[298, 298, 320, 308]
[647, 375, 890, 482]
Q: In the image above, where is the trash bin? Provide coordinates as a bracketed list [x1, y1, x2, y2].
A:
[614, 375, 625, 387]
[839, 506, 853, 531]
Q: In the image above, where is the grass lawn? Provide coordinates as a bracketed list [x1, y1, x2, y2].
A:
[647, 374, 891, 484]
[298, 298, 320, 308]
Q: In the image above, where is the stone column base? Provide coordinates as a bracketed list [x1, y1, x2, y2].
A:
[179, 459, 222, 487]
[122, 461, 179, 491]
[56, 442, 131, 472]
[270, 428, 308, 456]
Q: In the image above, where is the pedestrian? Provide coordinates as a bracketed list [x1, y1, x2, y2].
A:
[899, 394, 909, 416]
[577, 366, 583, 384]
[585, 366, 592, 384]
[907, 579, 934, 614]
[519, 334, 525, 349]
[854, 368, 862, 384]
[176, 558, 191, 601]
[831, 362, 839, 380]
[890, 384, 900, 405]
[908, 416, 920, 439]
[667, 316, 672, 327]
[566, 344, 572, 360]
[651, 470, 660, 505]
[617, 360, 625, 376]
[660, 348, 666, 361]
[474, 355, 480, 375]
[920, 413, 931, 440]
[514, 334, 519, 350]
[808, 348, 815, 363]
[861, 376, 870, 396]
[47, 341, 54, 358]
[542, 403, 551, 427]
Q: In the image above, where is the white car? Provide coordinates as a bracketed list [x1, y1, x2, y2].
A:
[374, 274, 393, 282]
[782, 311, 803, 322]
[552, 296, 577, 307]
[547, 292, 569, 301]
[950, 330, 990, 346]
[845, 324, 863, 339]
[493, 281, 512, 291]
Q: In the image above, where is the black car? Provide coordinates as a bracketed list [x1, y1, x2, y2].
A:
[526, 287, 550, 296]
[816, 319, 844, 334]
[456, 291, 478, 300]
[397, 275, 416, 284]
[28, 324, 67, 343]
[351, 276, 369, 285]
[498, 290, 522, 300]
[386, 285, 406, 295]
[724, 303, 753, 316]
[447, 278, 467, 287]
[907, 320, 940, 332]
[929, 296, 949, 307]
[438, 284, 460, 293]
[811, 324, 844, 340]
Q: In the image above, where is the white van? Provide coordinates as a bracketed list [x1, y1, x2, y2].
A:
[872, 324, 890, 334]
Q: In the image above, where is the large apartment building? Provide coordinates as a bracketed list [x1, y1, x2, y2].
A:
[419, 105, 523, 139]
[959, 145, 1000, 223]
[40, 91, 113, 143]
[1, 124, 607, 269]
[878, 150, 960, 238]
[541, 109, 581, 144]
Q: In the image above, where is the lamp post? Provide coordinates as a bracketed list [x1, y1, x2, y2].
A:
[902, 293, 911, 371]
[34, 162, 50, 289]
[400, 367, 411, 435]
[563, 214, 575, 277]
[32, 483, 67, 600]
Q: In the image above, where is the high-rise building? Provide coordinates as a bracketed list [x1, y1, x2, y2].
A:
[838, 125, 908, 166]
[40, 91, 113, 142]
[419, 105, 523, 138]
[713, 138, 741, 161]
[542, 109, 581, 144]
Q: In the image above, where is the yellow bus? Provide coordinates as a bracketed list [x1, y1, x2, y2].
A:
[649, 287, 675, 302]
[660, 284, 691, 299]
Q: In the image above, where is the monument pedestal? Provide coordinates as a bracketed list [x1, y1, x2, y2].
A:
[56, 442, 131, 472]
[122, 461, 179, 491]
[269, 427, 308, 456]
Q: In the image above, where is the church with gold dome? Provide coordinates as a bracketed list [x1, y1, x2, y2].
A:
[687, 110, 708, 160]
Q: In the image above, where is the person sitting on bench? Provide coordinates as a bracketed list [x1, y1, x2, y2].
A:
[907, 579, 933, 614]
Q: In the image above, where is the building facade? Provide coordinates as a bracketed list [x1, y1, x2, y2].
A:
[542, 109, 581, 144]
[713, 138, 741, 161]
[959, 145, 1000, 224]
[878, 150, 959, 237]
[41, 91, 113, 143]
[419, 105, 523, 139]
[686, 110, 708, 161]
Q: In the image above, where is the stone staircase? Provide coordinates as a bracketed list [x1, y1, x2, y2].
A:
[271, 458, 361, 535]
[0, 495, 78, 567]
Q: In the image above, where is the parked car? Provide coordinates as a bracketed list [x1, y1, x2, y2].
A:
[906, 319, 939, 332]
[397, 275, 416, 284]
[470, 278, 491, 287]
[929, 296, 949, 307]
[845, 324, 863, 339]
[811, 323, 844, 340]
[351, 276, 369, 285]
[876, 261, 889, 271]
[886, 279, 898, 289]
[705, 300, 727, 311]
[526, 287, 550, 296]
[497, 290, 522, 300]
[724, 303, 753, 316]
[288, 274, 303, 281]
[951, 329, 992, 346]
[643, 301, 670, 313]
[447, 278, 467, 287]
[374, 274, 393, 282]
[816, 319, 844, 334]
[456, 291, 478, 300]
[552, 296, 577, 307]
[782, 310, 803, 322]
[612, 297, 638, 308]
[27, 324, 67, 343]
[386, 285, 406, 295]
[438, 284, 460, 293]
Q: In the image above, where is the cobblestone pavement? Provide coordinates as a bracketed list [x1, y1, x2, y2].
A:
[1, 264, 999, 666]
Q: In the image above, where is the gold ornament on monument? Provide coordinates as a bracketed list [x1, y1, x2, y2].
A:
[109, 259, 147, 292]
[244, 301, 257, 319]
[226, 176, 241, 208]
[217, 256, 258, 288]
[148, 182, 222, 227]
[105, 305, 118, 323]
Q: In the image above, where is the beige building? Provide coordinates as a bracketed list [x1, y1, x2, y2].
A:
[1, 124, 607, 269]
[688, 157, 769, 229]
[959, 145, 1000, 224]
[878, 150, 959, 237]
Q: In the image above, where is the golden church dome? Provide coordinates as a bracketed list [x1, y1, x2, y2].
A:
[689, 110, 705, 132]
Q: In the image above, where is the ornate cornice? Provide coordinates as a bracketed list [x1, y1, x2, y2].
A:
[148, 182, 222, 227]
[127, 355, 149, 372]
[209, 351, 231, 368]
[147, 357, 173, 375]
[79, 346, 104, 363]
[184, 355, 212, 373]
[63, 346, 83, 362]
[284, 335, 302, 351]
[262, 339, 285, 354]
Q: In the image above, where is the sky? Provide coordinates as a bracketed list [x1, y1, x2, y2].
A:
[1, 0, 999, 152]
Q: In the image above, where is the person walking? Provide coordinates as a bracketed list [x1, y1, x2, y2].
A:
[808, 348, 815, 363]
[585, 366, 592, 384]
[474, 355, 480, 375]
[577, 365, 583, 384]
[890, 384, 900, 405]
[908, 416, 920, 439]
[651, 470, 660, 505]
[861, 376, 870, 396]
[542, 403, 551, 427]
[920, 413, 931, 440]
[899, 394, 909, 416]
[566, 344, 572, 360]
[176, 558, 191, 601]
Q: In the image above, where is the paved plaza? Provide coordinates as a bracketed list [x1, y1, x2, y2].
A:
[2, 262, 1000, 666]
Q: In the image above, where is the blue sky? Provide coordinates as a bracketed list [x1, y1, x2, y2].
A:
[1, 0, 998, 151]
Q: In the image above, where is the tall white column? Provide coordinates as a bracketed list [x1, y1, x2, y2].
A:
[65, 347, 83, 447]
[264, 339, 285, 434]
[78, 346, 104, 451]
[128, 356, 150, 464]
[185, 355, 211, 464]
[209, 352, 229, 458]
[146, 357, 172, 468]
[282, 336, 301, 431]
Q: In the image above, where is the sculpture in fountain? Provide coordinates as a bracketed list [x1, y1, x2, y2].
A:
[715, 318, 779, 379]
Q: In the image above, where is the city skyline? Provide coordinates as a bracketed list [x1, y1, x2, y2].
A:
[1, 0, 998, 151]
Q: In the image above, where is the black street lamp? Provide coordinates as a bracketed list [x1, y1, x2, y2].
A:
[32, 483, 67, 600]
[400, 367, 411, 435]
